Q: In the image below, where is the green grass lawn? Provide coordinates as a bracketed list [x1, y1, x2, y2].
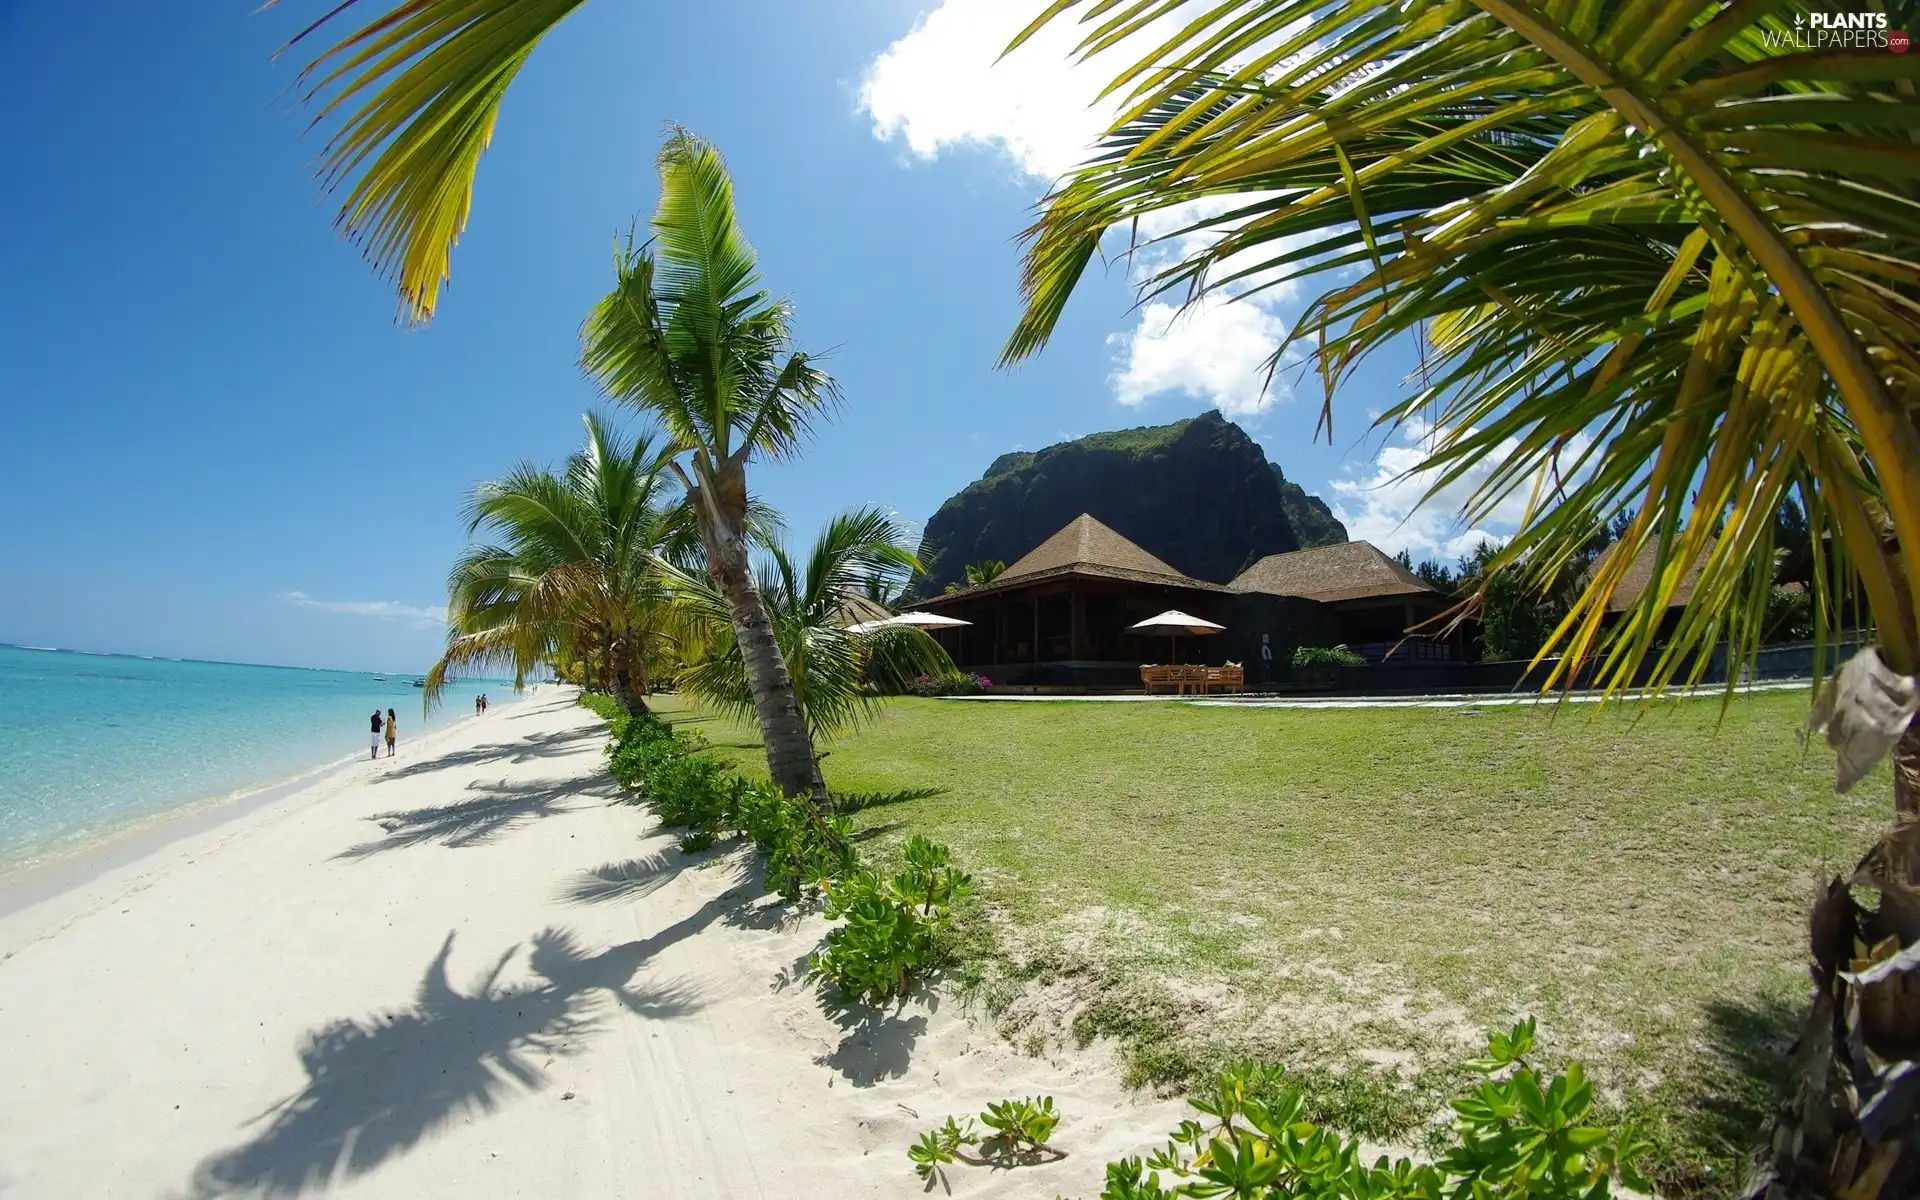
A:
[646, 689, 1889, 1197]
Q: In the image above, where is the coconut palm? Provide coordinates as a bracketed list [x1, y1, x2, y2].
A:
[580, 130, 839, 805]
[428, 411, 679, 715]
[674, 507, 953, 739]
[1001, 3, 1920, 1195]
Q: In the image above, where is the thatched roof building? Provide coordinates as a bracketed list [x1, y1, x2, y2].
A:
[915, 512, 1460, 689]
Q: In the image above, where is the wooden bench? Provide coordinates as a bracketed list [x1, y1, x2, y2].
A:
[1141, 664, 1243, 695]
[1201, 665, 1245, 694]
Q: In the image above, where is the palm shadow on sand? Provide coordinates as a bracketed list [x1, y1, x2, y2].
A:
[181, 904, 738, 1198]
[373, 725, 603, 783]
[335, 777, 617, 860]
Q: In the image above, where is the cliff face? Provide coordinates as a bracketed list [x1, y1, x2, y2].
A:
[914, 411, 1348, 594]
[1274, 465, 1349, 550]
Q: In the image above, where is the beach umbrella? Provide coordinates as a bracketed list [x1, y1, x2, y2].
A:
[844, 612, 972, 634]
[882, 612, 972, 629]
[1127, 609, 1225, 664]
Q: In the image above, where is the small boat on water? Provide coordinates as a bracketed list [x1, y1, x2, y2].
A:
[372, 676, 389, 682]
[411, 679, 426, 688]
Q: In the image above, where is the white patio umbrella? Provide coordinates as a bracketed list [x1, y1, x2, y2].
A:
[883, 611, 972, 629]
[1127, 609, 1225, 664]
[845, 612, 972, 633]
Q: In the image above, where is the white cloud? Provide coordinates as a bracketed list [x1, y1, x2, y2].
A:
[281, 591, 446, 627]
[1330, 421, 1578, 564]
[1109, 294, 1291, 415]
[860, 0, 1120, 181]
[861, 2, 1313, 418]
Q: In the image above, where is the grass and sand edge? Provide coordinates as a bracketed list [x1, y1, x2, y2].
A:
[638, 688, 1885, 1197]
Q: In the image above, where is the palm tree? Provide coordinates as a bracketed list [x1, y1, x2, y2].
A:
[580, 130, 838, 805]
[428, 411, 679, 715]
[1000, 3, 1920, 1195]
[674, 507, 953, 739]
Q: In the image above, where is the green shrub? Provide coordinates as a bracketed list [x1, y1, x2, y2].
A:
[1290, 643, 1366, 669]
[981, 1095, 1060, 1155]
[909, 1116, 978, 1185]
[904, 672, 991, 697]
[1094, 1020, 1651, 1200]
[577, 691, 630, 734]
[908, 1097, 1064, 1185]
[601, 712, 860, 886]
[811, 835, 971, 1003]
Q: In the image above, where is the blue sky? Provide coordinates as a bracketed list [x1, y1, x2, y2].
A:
[0, 0, 1497, 672]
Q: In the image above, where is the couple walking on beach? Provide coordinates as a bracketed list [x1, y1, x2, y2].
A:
[369, 708, 396, 760]
[473, 693, 489, 715]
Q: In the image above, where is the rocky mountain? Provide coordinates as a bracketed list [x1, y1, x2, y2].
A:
[913, 411, 1348, 595]
[1273, 464, 1349, 550]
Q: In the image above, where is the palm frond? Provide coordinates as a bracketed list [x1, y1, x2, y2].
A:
[671, 510, 952, 738]
[272, 0, 587, 323]
[1005, 0, 1920, 692]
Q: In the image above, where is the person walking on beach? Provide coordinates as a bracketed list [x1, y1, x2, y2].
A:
[369, 708, 384, 761]
[474, 694, 482, 716]
[481, 693, 489, 714]
[384, 708, 397, 757]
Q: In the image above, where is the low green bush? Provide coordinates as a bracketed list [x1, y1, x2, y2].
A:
[577, 690, 630, 734]
[588, 697, 964, 1001]
[1095, 1019, 1650, 1200]
[1290, 643, 1366, 669]
[904, 672, 992, 697]
[909, 1096, 1065, 1186]
[598, 704, 860, 886]
[811, 834, 971, 1003]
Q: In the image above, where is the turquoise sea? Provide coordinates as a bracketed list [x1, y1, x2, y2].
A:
[0, 645, 511, 873]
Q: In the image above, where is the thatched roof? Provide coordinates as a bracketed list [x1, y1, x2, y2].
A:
[831, 590, 893, 628]
[923, 513, 1229, 603]
[1591, 538, 1715, 613]
[1231, 541, 1437, 603]
[1000, 513, 1191, 582]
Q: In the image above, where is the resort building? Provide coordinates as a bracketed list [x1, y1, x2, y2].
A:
[913, 513, 1459, 690]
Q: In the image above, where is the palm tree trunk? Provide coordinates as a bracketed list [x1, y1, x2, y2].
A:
[1894, 720, 1920, 816]
[608, 636, 646, 716]
[699, 503, 829, 808]
[1743, 714, 1920, 1200]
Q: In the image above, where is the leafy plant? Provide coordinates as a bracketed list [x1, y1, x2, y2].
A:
[1290, 645, 1365, 669]
[908, 1099, 1064, 1184]
[905, 672, 992, 697]
[907, 1115, 979, 1186]
[1096, 1021, 1648, 1200]
[981, 1096, 1060, 1157]
[811, 835, 971, 1003]
[603, 710, 859, 885]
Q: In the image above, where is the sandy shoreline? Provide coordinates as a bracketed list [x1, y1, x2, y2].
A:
[0, 686, 1183, 1198]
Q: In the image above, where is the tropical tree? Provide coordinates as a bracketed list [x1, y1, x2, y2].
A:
[675, 507, 953, 739]
[944, 558, 1009, 594]
[428, 412, 679, 715]
[1000, 3, 1920, 1195]
[580, 130, 839, 805]
[966, 558, 1007, 587]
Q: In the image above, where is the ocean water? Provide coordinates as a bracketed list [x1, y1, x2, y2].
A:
[0, 646, 514, 873]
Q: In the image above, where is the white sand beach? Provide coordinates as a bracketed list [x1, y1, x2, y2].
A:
[0, 687, 1184, 1199]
